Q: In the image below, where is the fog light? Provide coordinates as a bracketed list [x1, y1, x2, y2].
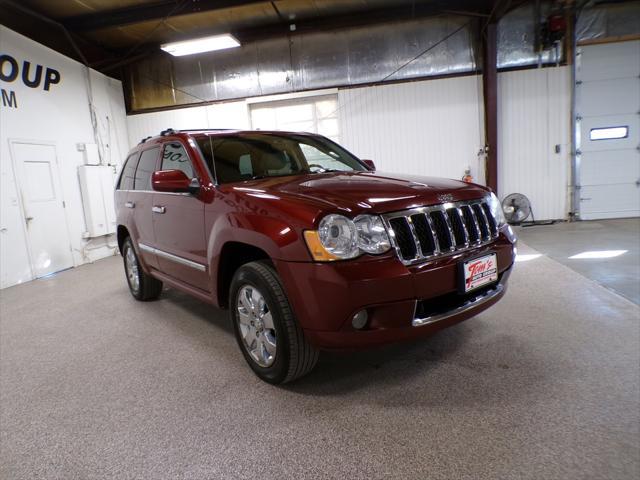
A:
[351, 310, 368, 330]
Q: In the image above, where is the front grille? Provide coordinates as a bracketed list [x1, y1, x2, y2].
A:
[383, 198, 500, 265]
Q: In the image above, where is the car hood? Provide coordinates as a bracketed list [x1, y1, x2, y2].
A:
[238, 171, 490, 214]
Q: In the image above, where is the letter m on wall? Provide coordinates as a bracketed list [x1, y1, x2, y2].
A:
[2, 89, 18, 108]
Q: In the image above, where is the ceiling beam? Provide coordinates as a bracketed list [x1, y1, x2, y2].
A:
[232, 2, 490, 43]
[63, 0, 268, 32]
[95, 1, 493, 72]
[0, 0, 122, 71]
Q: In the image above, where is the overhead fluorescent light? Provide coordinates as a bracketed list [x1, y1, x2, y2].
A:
[569, 250, 627, 259]
[161, 34, 240, 57]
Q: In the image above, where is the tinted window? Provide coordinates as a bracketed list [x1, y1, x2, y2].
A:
[161, 142, 194, 178]
[134, 148, 159, 191]
[196, 133, 365, 184]
[118, 152, 139, 190]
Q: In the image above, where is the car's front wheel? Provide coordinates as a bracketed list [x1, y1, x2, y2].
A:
[122, 237, 163, 301]
[230, 261, 319, 384]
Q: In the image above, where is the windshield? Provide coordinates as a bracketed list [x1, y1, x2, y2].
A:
[195, 133, 366, 184]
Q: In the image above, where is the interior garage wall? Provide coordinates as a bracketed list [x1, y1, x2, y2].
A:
[125, 77, 486, 184]
[127, 67, 572, 222]
[125, 101, 249, 147]
[498, 66, 571, 221]
[338, 75, 485, 183]
[0, 26, 129, 289]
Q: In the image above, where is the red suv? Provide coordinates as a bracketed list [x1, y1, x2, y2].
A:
[115, 129, 516, 384]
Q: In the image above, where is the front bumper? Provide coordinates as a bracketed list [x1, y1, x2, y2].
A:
[275, 226, 516, 350]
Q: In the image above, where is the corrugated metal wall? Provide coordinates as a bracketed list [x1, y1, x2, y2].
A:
[498, 67, 571, 220]
[338, 75, 486, 182]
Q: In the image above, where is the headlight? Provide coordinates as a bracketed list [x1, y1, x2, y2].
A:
[304, 213, 391, 261]
[311, 214, 360, 260]
[354, 214, 391, 254]
[487, 192, 506, 226]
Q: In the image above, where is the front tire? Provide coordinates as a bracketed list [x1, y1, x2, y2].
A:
[122, 237, 163, 301]
[230, 261, 319, 384]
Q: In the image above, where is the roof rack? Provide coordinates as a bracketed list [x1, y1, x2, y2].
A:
[141, 128, 238, 144]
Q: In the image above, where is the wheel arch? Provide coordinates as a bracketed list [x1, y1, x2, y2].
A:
[216, 241, 272, 308]
[117, 225, 130, 255]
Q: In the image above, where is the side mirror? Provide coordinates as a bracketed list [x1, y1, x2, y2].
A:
[362, 159, 376, 171]
[152, 170, 198, 194]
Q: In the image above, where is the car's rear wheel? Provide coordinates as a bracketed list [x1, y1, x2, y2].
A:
[230, 261, 319, 384]
[122, 237, 163, 301]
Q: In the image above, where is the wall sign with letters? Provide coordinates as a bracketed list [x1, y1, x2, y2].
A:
[0, 54, 61, 109]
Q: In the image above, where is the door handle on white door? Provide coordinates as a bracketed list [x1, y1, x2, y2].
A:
[152, 206, 166, 214]
[25, 216, 34, 222]
[125, 201, 135, 208]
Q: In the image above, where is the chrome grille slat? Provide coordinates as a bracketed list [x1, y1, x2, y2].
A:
[441, 211, 457, 252]
[425, 213, 441, 255]
[472, 203, 491, 241]
[382, 198, 500, 266]
[456, 207, 471, 248]
[469, 205, 484, 243]
[405, 215, 424, 260]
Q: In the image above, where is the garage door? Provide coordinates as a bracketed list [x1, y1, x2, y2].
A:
[576, 40, 640, 220]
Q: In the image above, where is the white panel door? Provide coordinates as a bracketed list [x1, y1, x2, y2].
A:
[10, 141, 74, 278]
[576, 40, 640, 220]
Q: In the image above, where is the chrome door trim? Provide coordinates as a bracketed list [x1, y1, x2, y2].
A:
[138, 243, 206, 272]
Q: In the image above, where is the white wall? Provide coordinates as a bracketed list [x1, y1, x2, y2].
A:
[126, 101, 249, 147]
[0, 26, 129, 289]
[498, 66, 571, 220]
[338, 75, 486, 183]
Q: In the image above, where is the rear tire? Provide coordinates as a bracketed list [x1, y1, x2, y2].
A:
[230, 261, 319, 384]
[122, 237, 163, 301]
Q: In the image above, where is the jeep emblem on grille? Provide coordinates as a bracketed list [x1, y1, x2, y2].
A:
[437, 193, 454, 203]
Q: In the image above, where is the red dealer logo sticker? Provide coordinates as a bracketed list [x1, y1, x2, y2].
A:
[463, 254, 498, 293]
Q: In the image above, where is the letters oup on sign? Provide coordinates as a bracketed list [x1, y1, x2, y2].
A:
[0, 54, 62, 109]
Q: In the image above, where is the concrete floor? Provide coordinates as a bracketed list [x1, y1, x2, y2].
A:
[516, 218, 640, 305]
[1, 242, 639, 479]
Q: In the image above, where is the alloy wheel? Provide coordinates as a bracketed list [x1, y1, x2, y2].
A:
[236, 285, 277, 367]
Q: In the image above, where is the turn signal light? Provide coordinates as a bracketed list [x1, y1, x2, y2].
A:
[303, 231, 339, 261]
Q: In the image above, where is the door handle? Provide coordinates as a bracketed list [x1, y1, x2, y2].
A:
[125, 201, 135, 209]
[152, 206, 166, 214]
[25, 216, 34, 222]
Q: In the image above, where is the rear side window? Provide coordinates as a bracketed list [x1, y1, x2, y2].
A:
[162, 142, 194, 179]
[134, 147, 160, 191]
[118, 152, 139, 190]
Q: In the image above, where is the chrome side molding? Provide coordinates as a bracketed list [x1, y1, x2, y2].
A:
[138, 243, 206, 272]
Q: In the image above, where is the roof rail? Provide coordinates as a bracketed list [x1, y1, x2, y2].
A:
[139, 135, 152, 144]
[153, 128, 238, 139]
[176, 128, 237, 133]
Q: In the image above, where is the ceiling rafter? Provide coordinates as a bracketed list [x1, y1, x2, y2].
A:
[62, 0, 269, 32]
